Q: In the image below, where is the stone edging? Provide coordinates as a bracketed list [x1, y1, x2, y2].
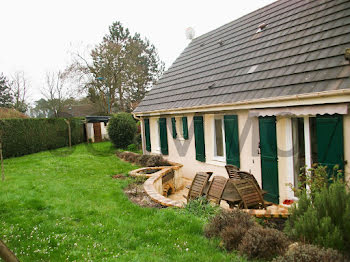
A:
[129, 164, 184, 208]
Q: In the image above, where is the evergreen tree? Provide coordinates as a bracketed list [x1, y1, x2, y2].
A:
[0, 73, 13, 108]
[70, 21, 164, 113]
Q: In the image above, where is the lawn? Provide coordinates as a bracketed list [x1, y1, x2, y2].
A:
[0, 142, 246, 261]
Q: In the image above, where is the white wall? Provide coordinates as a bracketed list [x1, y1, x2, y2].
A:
[144, 110, 262, 185]
[101, 122, 109, 140]
[86, 122, 109, 142]
[141, 109, 350, 204]
[86, 123, 94, 142]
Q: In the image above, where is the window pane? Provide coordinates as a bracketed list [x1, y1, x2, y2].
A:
[215, 119, 224, 156]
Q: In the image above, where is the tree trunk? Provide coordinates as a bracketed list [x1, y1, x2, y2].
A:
[0, 240, 20, 262]
[64, 120, 71, 148]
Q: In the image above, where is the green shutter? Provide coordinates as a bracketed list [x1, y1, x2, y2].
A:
[194, 116, 205, 162]
[259, 116, 279, 204]
[144, 119, 151, 152]
[316, 114, 344, 179]
[224, 115, 240, 168]
[182, 117, 188, 139]
[159, 118, 168, 155]
[171, 117, 177, 139]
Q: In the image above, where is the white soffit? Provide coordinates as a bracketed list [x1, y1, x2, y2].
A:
[249, 103, 349, 117]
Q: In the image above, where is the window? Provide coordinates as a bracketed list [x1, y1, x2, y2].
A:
[172, 116, 189, 140]
[214, 117, 225, 161]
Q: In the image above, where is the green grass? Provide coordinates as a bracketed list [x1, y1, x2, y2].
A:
[0, 142, 246, 261]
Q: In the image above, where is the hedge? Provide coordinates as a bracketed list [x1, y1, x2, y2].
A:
[0, 118, 85, 159]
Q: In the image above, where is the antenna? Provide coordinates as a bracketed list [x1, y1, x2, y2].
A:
[185, 27, 195, 40]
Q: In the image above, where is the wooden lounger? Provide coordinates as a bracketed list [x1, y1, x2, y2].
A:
[185, 172, 210, 202]
[231, 178, 266, 209]
[225, 165, 240, 179]
[207, 176, 228, 205]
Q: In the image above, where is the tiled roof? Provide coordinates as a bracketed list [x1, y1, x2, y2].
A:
[58, 104, 99, 118]
[134, 0, 350, 113]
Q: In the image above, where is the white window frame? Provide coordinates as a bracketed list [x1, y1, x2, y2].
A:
[213, 116, 226, 162]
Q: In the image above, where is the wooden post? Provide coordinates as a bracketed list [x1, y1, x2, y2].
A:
[0, 142, 4, 182]
[64, 119, 71, 148]
[0, 239, 20, 262]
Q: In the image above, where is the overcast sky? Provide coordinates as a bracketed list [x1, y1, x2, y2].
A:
[0, 0, 275, 102]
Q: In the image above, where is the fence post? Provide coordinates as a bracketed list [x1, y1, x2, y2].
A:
[64, 119, 71, 148]
[0, 142, 4, 182]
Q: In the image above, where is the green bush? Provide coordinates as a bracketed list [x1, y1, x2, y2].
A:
[183, 197, 219, 219]
[0, 118, 85, 158]
[238, 226, 289, 260]
[107, 113, 137, 149]
[285, 180, 350, 252]
[273, 244, 346, 262]
[127, 143, 138, 152]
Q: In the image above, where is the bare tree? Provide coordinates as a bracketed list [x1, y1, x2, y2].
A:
[11, 71, 29, 113]
[41, 71, 72, 118]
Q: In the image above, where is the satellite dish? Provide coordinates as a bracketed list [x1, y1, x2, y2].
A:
[185, 27, 195, 40]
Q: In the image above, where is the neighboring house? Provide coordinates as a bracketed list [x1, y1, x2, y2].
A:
[58, 104, 99, 118]
[134, 0, 350, 204]
[85, 116, 110, 143]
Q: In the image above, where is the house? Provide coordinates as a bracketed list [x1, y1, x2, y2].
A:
[133, 0, 350, 204]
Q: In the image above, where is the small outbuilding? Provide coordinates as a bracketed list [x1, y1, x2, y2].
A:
[85, 116, 110, 143]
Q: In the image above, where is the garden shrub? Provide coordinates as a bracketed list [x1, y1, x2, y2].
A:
[204, 209, 255, 239]
[291, 164, 339, 200]
[238, 226, 289, 260]
[127, 143, 138, 152]
[285, 180, 350, 252]
[272, 244, 346, 262]
[115, 150, 123, 158]
[137, 154, 152, 166]
[220, 224, 253, 251]
[184, 197, 219, 219]
[146, 155, 171, 167]
[119, 151, 139, 163]
[107, 113, 137, 149]
[0, 118, 85, 158]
